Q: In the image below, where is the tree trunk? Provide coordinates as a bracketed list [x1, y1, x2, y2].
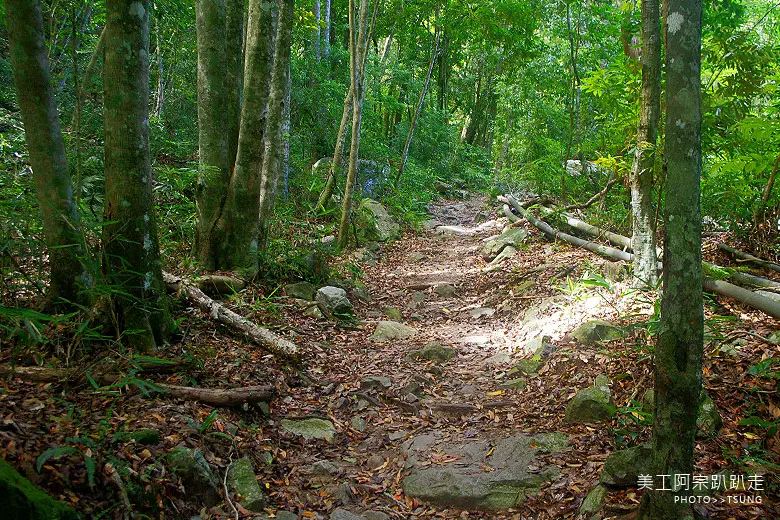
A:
[395, 18, 440, 187]
[103, 0, 170, 351]
[6, 0, 90, 310]
[70, 26, 105, 128]
[194, 0, 230, 270]
[153, 15, 164, 118]
[225, 0, 245, 169]
[630, 0, 661, 288]
[316, 0, 377, 211]
[337, 0, 371, 249]
[257, 0, 294, 248]
[316, 87, 353, 211]
[754, 153, 779, 232]
[312, 0, 321, 62]
[279, 59, 292, 200]
[639, 0, 703, 516]
[217, 0, 274, 277]
[323, 0, 331, 57]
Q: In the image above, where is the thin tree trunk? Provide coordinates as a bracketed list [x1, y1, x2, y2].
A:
[6, 0, 90, 310]
[312, 0, 321, 62]
[279, 59, 292, 200]
[70, 25, 105, 128]
[630, 0, 661, 288]
[194, 0, 230, 270]
[257, 0, 294, 248]
[316, 88, 353, 211]
[323, 0, 331, 57]
[217, 0, 274, 276]
[395, 18, 440, 187]
[639, 0, 704, 515]
[153, 14, 164, 118]
[380, 29, 394, 64]
[103, 0, 170, 351]
[754, 153, 780, 232]
[337, 0, 370, 249]
[316, 0, 377, 211]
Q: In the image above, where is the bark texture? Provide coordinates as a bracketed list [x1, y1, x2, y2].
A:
[257, 0, 294, 248]
[640, 0, 703, 516]
[630, 0, 661, 288]
[194, 0, 230, 270]
[218, 0, 274, 276]
[6, 0, 89, 308]
[102, 0, 170, 351]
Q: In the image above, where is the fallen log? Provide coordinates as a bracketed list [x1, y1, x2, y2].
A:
[499, 195, 633, 262]
[502, 195, 780, 320]
[162, 271, 299, 362]
[540, 206, 633, 251]
[0, 365, 275, 405]
[522, 202, 780, 291]
[717, 243, 780, 274]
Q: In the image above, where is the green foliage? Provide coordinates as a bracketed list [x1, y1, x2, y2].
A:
[37, 444, 96, 487]
[612, 400, 653, 449]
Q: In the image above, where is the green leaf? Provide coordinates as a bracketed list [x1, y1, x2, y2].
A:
[36, 446, 80, 472]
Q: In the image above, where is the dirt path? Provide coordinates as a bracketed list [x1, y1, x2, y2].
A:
[275, 195, 775, 520]
[2, 196, 774, 520]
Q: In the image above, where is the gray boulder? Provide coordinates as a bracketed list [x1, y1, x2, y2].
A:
[409, 342, 456, 363]
[360, 375, 392, 390]
[167, 448, 220, 506]
[572, 320, 624, 344]
[600, 444, 652, 487]
[565, 374, 615, 423]
[0, 457, 80, 520]
[285, 281, 316, 301]
[227, 457, 266, 512]
[402, 433, 565, 510]
[434, 283, 456, 297]
[481, 228, 529, 261]
[371, 321, 418, 341]
[357, 199, 400, 242]
[281, 418, 336, 442]
[316, 286, 354, 316]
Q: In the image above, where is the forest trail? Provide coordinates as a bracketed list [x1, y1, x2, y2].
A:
[277, 196, 665, 518]
[276, 195, 775, 519]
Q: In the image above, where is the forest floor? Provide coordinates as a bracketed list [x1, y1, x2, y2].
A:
[1, 194, 778, 519]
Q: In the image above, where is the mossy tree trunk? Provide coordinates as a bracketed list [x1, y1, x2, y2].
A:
[217, 0, 274, 277]
[337, 0, 371, 249]
[194, 0, 246, 271]
[102, 0, 170, 351]
[257, 0, 294, 247]
[638, 0, 703, 517]
[194, 0, 230, 270]
[6, 0, 90, 310]
[630, 0, 661, 289]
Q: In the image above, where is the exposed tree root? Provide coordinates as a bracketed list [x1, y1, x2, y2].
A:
[162, 271, 300, 362]
[501, 194, 780, 320]
[0, 365, 275, 406]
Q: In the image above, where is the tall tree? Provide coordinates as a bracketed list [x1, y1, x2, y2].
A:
[217, 0, 274, 276]
[337, 0, 371, 248]
[6, 0, 90, 310]
[639, 0, 704, 517]
[102, 0, 170, 350]
[630, 0, 661, 288]
[194, 0, 247, 272]
[194, 0, 230, 270]
[257, 0, 294, 247]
